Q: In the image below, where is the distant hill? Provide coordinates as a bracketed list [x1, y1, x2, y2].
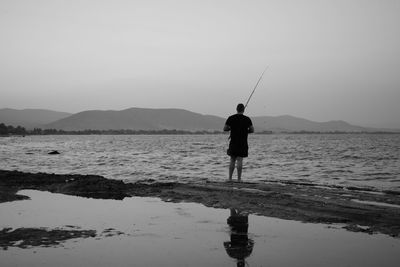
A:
[44, 108, 225, 131]
[252, 115, 368, 132]
[0, 108, 72, 129]
[3, 107, 394, 132]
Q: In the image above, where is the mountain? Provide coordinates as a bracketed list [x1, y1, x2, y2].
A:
[252, 115, 368, 132]
[44, 108, 225, 131]
[4, 107, 392, 132]
[0, 108, 72, 129]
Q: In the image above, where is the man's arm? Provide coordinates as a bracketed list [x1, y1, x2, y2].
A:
[224, 117, 231, 131]
[248, 125, 254, 133]
[248, 118, 254, 133]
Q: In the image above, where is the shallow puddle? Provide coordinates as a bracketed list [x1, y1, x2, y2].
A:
[0, 190, 399, 267]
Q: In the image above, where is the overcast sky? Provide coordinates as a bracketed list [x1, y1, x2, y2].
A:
[1, 0, 399, 128]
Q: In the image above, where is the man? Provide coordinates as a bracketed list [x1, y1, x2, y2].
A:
[224, 103, 254, 182]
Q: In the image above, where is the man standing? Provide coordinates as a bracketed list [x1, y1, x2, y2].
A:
[224, 103, 254, 182]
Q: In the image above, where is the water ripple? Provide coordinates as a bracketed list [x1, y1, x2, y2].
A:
[0, 134, 399, 191]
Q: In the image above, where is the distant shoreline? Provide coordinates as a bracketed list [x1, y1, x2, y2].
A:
[1, 126, 399, 137]
[2, 131, 400, 137]
[1, 131, 399, 136]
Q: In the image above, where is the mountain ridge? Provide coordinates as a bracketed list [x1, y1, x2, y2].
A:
[252, 115, 368, 132]
[0, 108, 72, 129]
[1, 107, 398, 132]
[44, 107, 224, 131]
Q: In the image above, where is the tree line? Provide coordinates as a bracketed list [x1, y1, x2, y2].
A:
[2, 122, 397, 136]
[0, 123, 222, 136]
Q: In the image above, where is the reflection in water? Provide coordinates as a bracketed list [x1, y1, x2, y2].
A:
[224, 208, 254, 267]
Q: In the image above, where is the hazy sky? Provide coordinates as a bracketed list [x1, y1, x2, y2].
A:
[1, 0, 399, 128]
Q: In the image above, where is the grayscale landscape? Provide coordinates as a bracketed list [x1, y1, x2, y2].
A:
[1, 1, 399, 266]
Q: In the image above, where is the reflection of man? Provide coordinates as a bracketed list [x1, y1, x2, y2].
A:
[224, 208, 254, 267]
[224, 103, 254, 182]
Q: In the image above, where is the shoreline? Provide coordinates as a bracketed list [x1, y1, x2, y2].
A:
[1, 170, 399, 237]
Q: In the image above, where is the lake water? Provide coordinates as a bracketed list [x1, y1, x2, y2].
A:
[0, 134, 399, 192]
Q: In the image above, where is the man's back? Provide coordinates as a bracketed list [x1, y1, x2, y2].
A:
[226, 114, 253, 144]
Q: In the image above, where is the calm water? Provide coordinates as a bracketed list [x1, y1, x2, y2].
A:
[1, 190, 399, 266]
[0, 134, 399, 191]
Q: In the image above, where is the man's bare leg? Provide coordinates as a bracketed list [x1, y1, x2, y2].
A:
[229, 156, 236, 181]
[236, 157, 243, 181]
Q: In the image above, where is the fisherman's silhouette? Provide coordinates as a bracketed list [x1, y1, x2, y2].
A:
[224, 208, 254, 267]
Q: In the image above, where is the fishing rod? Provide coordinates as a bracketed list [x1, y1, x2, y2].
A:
[225, 66, 268, 144]
[244, 66, 268, 108]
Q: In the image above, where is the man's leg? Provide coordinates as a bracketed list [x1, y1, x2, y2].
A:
[236, 157, 243, 181]
[229, 156, 236, 181]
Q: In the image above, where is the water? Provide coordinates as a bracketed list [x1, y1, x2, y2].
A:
[1, 190, 399, 267]
[0, 134, 399, 192]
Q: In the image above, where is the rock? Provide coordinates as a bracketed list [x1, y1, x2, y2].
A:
[48, 150, 60, 155]
[0, 170, 131, 201]
[0, 227, 96, 249]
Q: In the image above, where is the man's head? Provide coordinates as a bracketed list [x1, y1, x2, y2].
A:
[236, 103, 245, 113]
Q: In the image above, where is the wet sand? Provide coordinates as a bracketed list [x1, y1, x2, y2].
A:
[1, 170, 399, 237]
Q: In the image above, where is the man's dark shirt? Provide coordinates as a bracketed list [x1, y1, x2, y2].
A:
[225, 114, 253, 157]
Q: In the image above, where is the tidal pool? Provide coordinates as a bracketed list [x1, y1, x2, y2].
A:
[0, 190, 399, 267]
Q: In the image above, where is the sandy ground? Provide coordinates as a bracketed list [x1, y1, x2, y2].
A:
[1, 169, 400, 239]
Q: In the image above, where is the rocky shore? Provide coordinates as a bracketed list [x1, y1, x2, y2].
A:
[1, 170, 399, 238]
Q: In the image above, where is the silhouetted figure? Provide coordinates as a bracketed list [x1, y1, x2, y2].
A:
[224, 103, 254, 182]
[224, 208, 254, 267]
